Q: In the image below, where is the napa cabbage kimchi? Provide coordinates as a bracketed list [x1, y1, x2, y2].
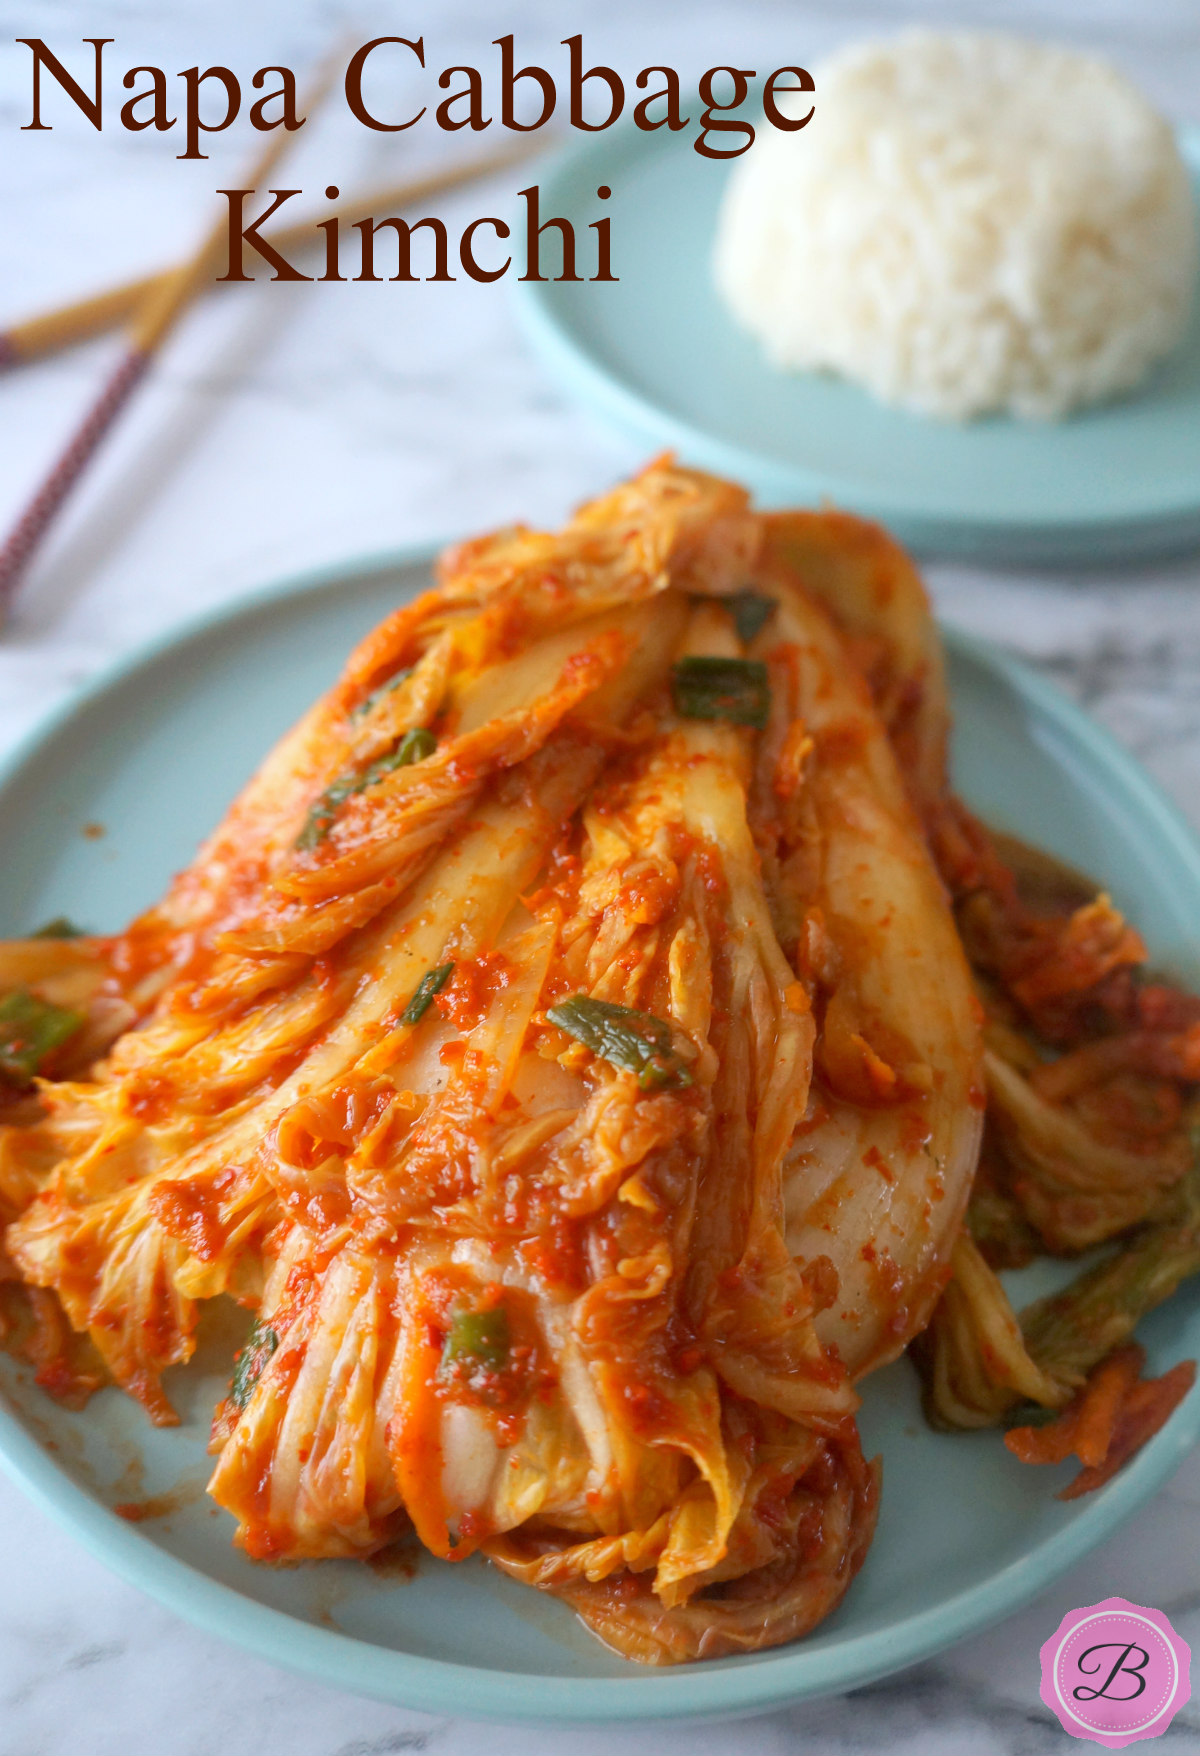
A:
[1, 456, 1060, 1664]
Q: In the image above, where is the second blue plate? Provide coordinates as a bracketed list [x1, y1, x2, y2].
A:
[515, 124, 1200, 564]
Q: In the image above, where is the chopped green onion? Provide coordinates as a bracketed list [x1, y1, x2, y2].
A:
[31, 916, 85, 940]
[721, 590, 775, 644]
[360, 727, 437, 787]
[296, 727, 438, 849]
[351, 668, 412, 721]
[547, 994, 692, 1091]
[671, 657, 770, 729]
[230, 1316, 279, 1412]
[399, 726, 437, 764]
[401, 962, 455, 1026]
[294, 772, 361, 851]
[442, 1306, 510, 1373]
[0, 990, 84, 1086]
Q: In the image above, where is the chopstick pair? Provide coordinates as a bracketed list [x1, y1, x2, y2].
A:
[0, 64, 539, 620]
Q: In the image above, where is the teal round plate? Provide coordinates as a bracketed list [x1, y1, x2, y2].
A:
[514, 124, 1200, 564]
[0, 549, 1198, 1722]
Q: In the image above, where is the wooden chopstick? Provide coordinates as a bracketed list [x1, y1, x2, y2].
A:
[0, 55, 342, 619]
[0, 139, 543, 371]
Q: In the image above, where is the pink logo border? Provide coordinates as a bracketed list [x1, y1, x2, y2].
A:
[1040, 1596, 1191, 1747]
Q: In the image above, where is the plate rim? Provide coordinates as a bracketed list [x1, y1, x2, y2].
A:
[0, 544, 1198, 1722]
[512, 122, 1200, 563]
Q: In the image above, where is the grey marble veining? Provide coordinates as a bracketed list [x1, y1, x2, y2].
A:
[1, 2, 1200, 1751]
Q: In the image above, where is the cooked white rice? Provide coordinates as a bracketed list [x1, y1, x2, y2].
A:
[713, 31, 1197, 420]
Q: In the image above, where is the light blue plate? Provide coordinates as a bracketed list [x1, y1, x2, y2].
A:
[514, 125, 1200, 565]
[0, 549, 1198, 1722]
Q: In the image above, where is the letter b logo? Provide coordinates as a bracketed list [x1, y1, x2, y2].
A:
[1041, 1598, 1190, 1746]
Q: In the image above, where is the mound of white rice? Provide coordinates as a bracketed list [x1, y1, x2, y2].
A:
[713, 32, 1197, 420]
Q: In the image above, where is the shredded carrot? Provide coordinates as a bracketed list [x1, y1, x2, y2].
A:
[1004, 1343, 1196, 1496]
[1059, 1360, 1196, 1500]
[1005, 1405, 1082, 1467]
[1070, 1343, 1145, 1468]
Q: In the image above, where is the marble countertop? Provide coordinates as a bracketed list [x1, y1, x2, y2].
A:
[2, 1, 1200, 1751]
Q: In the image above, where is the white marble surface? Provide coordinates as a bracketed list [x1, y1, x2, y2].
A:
[2, 1, 1200, 1751]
